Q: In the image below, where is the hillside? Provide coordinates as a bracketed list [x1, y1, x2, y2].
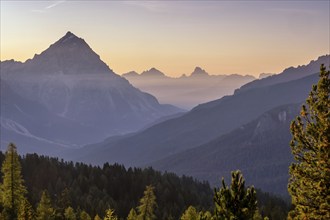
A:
[151, 103, 300, 196]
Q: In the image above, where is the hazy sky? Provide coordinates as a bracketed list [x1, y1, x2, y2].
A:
[1, 1, 329, 77]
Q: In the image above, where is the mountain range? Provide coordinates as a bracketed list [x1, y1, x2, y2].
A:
[122, 67, 256, 109]
[0, 32, 183, 154]
[1, 31, 329, 197]
[67, 54, 329, 196]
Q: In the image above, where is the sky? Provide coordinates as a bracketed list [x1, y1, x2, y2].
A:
[1, 1, 329, 77]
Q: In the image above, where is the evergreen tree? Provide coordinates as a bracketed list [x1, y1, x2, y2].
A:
[57, 188, 71, 217]
[137, 185, 157, 220]
[199, 211, 212, 220]
[80, 210, 91, 220]
[288, 64, 330, 219]
[64, 206, 76, 220]
[126, 208, 137, 220]
[0, 143, 27, 219]
[180, 206, 212, 220]
[18, 198, 34, 220]
[213, 170, 257, 220]
[36, 190, 55, 220]
[94, 214, 102, 220]
[104, 209, 117, 220]
[180, 206, 199, 220]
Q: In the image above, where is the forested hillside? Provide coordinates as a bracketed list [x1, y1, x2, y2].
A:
[0, 149, 289, 219]
[0, 151, 212, 219]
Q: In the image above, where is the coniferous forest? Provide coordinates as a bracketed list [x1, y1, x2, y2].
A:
[0, 147, 290, 220]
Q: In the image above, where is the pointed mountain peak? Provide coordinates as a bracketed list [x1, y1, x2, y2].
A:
[190, 67, 208, 77]
[25, 32, 113, 75]
[55, 31, 85, 47]
[58, 31, 80, 43]
[141, 68, 166, 77]
[65, 31, 76, 37]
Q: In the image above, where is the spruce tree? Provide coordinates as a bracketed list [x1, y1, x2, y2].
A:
[36, 190, 55, 220]
[213, 170, 257, 220]
[180, 206, 199, 220]
[104, 209, 117, 220]
[199, 211, 212, 220]
[127, 208, 137, 220]
[94, 214, 102, 220]
[137, 185, 157, 220]
[80, 210, 91, 220]
[288, 64, 330, 219]
[64, 206, 76, 220]
[0, 143, 27, 219]
[18, 198, 35, 220]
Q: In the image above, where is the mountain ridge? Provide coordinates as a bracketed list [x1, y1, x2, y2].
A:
[122, 67, 255, 109]
[235, 54, 329, 94]
[71, 71, 320, 170]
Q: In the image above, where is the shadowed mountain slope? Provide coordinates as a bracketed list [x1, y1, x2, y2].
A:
[151, 104, 300, 196]
[72, 72, 319, 169]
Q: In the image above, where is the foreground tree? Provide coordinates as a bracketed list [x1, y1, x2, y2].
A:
[94, 214, 102, 220]
[64, 206, 76, 220]
[80, 210, 91, 220]
[181, 206, 199, 220]
[36, 190, 55, 220]
[214, 170, 257, 220]
[127, 208, 138, 220]
[288, 64, 330, 219]
[104, 209, 118, 220]
[0, 143, 27, 219]
[137, 185, 157, 220]
[18, 198, 34, 220]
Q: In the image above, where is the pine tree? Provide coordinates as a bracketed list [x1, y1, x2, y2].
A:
[58, 188, 71, 217]
[137, 185, 157, 220]
[213, 170, 257, 220]
[18, 198, 35, 220]
[127, 208, 137, 220]
[80, 210, 91, 220]
[94, 214, 102, 220]
[288, 64, 330, 219]
[180, 206, 199, 220]
[104, 209, 117, 220]
[0, 143, 27, 219]
[64, 206, 76, 220]
[199, 211, 212, 220]
[36, 190, 55, 220]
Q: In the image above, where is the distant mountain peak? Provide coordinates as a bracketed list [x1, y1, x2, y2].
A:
[123, 71, 139, 77]
[190, 67, 208, 77]
[141, 68, 165, 77]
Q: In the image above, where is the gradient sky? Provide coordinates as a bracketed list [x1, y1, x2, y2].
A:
[1, 1, 329, 77]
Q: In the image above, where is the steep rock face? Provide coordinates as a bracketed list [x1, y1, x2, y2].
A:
[1, 32, 182, 152]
